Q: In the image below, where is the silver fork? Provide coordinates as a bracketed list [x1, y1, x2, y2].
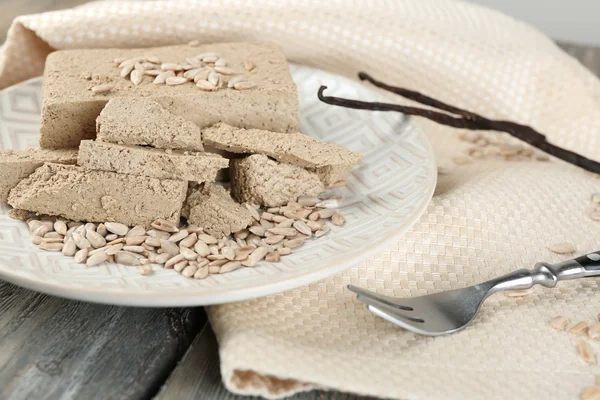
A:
[349, 251, 600, 336]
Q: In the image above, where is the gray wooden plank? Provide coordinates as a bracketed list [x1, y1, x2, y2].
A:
[156, 324, 378, 400]
[0, 281, 206, 400]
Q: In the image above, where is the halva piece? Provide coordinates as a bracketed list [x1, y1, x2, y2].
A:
[231, 154, 324, 207]
[202, 123, 362, 185]
[40, 42, 298, 148]
[8, 163, 186, 226]
[78, 140, 228, 182]
[96, 98, 204, 151]
[0, 148, 78, 202]
[184, 183, 252, 237]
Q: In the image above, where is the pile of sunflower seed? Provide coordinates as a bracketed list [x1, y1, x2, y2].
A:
[16, 195, 345, 279]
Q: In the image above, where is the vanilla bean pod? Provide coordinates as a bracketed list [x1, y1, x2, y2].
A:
[317, 73, 600, 174]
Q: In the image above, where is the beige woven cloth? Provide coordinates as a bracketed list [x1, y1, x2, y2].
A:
[3, 0, 600, 398]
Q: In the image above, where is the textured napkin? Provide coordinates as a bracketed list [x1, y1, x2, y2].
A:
[3, 1, 600, 398]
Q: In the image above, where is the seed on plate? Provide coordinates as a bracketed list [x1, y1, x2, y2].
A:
[105, 222, 129, 236]
[227, 75, 245, 88]
[166, 76, 188, 86]
[44, 231, 63, 239]
[268, 227, 297, 237]
[306, 220, 324, 231]
[39, 242, 64, 251]
[28, 220, 43, 232]
[180, 233, 198, 248]
[86, 251, 108, 267]
[570, 321, 589, 336]
[221, 246, 236, 260]
[115, 251, 141, 265]
[106, 243, 123, 255]
[244, 60, 256, 71]
[249, 226, 266, 237]
[548, 316, 570, 331]
[284, 238, 305, 248]
[293, 220, 312, 236]
[151, 219, 179, 233]
[154, 70, 175, 84]
[53, 220, 67, 236]
[105, 234, 118, 241]
[264, 235, 284, 245]
[72, 233, 91, 250]
[74, 248, 88, 263]
[96, 223, 108, 236]
[265, 252, 280, 262]
[181, 264, 198, 278]
[278, 247, 292, 256]
[160, 239, 180, 256]
[548, 242, 576, 254]
[33, 225, 49, 237]
[194, 266, 209, 279]
[331, 213, 345, 226]
[219, 261, 242, 273]
[124, 236, 147, 246]
[581, 386, 600, 400]
[165, 254, 185, 269]
[233, 81, 256, 90]
[61, 238, 77, 256]
[147, 229, 171, 239]
[180, 247, 198, 261]
[137, 264, 152, 275]
[155, 252, 171, 264]
[31, 235, 43, 245]
[169, 230, 189, 242]
[194, 240, 210, 257]
[86, 229, 107, 248]
[242, 247, 268, 267]
[174, 260, 188, 272]
[197, 233, 218, 244]
[577, 339, 596, 364]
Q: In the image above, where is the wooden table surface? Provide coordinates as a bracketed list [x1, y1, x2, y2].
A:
[1, 2, 600, 400]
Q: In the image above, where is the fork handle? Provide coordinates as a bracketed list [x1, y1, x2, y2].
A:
[485, 251, 600, 295]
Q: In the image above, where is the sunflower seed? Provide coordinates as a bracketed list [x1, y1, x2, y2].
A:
[259, 219, 275, 229]
[265, 252, 280, 262]
[180, 264, 197, 278]
[227, 75, 245, 88]
[74, 224, 86, 236]
[105, 222, 129, 236]
[183, 68, 203, 79]
[209, 245, 220, 255]
[180, 247, 198, 261]
[221, 246, 236, 260]
[44, 231, 63, 239]
[202, 55, 218, 63]
[208, 71, 221, 86]
[107, 237, 124, 246]
[264, 235, 284, 245]
[120, 64, 134, 77]
[186, 224, 203, 234]
[114, 251, 140, 266]
[278, 247, 292, 256]
[132, 68, 146, 83]
[504, 289, 533, 298]
[121, 245, 144, 254]
[154, 70, 175, 84]
[306, 220, 324, 231]
[570, 321, 589, 336]
[581, 386, 600, 400]
[315, 228, 329, 237]
[268, 227, 297, 237]
[74, 248, 88, 263]
[194, 69, 210, 82]
[331, 213, 345, 226]
[209, 259, 227, 267]
[284, 238, 305, 248]
[106, 243, 123, 255]
[233, 81, 256, 90]
[249, 226, 266, 237]
[548, 242, 575, 254]
[147, 229, 171, 239]
[293, 220, 312, 236]
[234, 230, 250, 240]
[316, 199, 340, 209]
[136, 264, 152, 275]
[165, 254, 185, 269]
[123, 225, 144, 237]
[105, 234, 118, 241]
[214, 66, 235, 75]
[549, 316, 570, 331]
[151, 219, 179, 233]
[161, 63, 183, 71]
[217, 261, 240, 274]
[318, 209, 337, 219]
[33, 225, 49, 237]
[39, 242, 64, 251]
[588, 323, 600, 340]
[155, 252, 171, 264]
[198, 234, 218, 244]
[146, 55, 161, 64]
[196, 52, 218, 60]
[160, 239, 179, 256]
[194, 241, 210, 257]
[144, 69, 162, 76]
[196, 80, 217, 91]
[31, 236, 43, 245]
[174, 260, 188, 272]
[96, 223, 108, 236]
[179, 233, 198, 248]
[123, 236, 146, 246]
[86, 229, 107, 248]
[166, 76, 188, 86]
[244, 60, 256, 71]
[169, 230, 189, 243]
[578, 339, 596, 364]
[242, 247, 269, 267]
[86, 251, 108, 266]
[272, 215, 291, 223]
[72, 233, 91, 249]
[246, 234, 262, 247]
[194, 266, 209, 279]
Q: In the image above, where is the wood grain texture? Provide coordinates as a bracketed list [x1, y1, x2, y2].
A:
[0, 281, 206, 400]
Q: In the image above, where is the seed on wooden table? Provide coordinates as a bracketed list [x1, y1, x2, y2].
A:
[74, 248, 88, 263]
[194, 241, 210, 257]
[284, 238, 305, 249]
[179, 233, 198, 248]
[104, 222, 129, 236]
[581, 386, 600, 400]
[180, 247, 198, 261]
[62, 238, 77, 256]
[233, 81, 256, 90]
[169, 230, 189, 243]
[548, 316, 570, 331]
[39, 242, 64, 251]
[548, 242, 575, 254]
[105, 234, 118, 241]
[151, 219, 179, 233]
[86, 251, 108, 267]
[106, 243, 123, 255]
[242, 247, 269, 267]
[181, 264, 198, 278]
[194, 266, 209, 279]
[53, 220, 67, 236]
[244, 60, 256, 71]
[332, 213, 345, 226]
[577, 339, 596, 364]
[197, 233, 218, 244]
[86, 229, 107, 248]
[174, 260, 188, 272]
[155, 252, 171, 264]
[114, 251, 141, 266]
[31, 236, 42, 245]
[165, 254, 185, 269]
[265, 252, 280, 262]
[570, 321, 589, 336]
[154, 70, 175, 84]
[219, 261, 241, 273]
[166, 76, 188, 86]
[161, 239, 180, 256]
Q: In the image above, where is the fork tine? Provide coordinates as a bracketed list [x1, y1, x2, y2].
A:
[356, 295, 424, 323]
[348, 285, 413, 311]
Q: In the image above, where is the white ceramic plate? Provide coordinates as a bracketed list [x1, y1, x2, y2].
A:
[0, 65, 436, 306]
